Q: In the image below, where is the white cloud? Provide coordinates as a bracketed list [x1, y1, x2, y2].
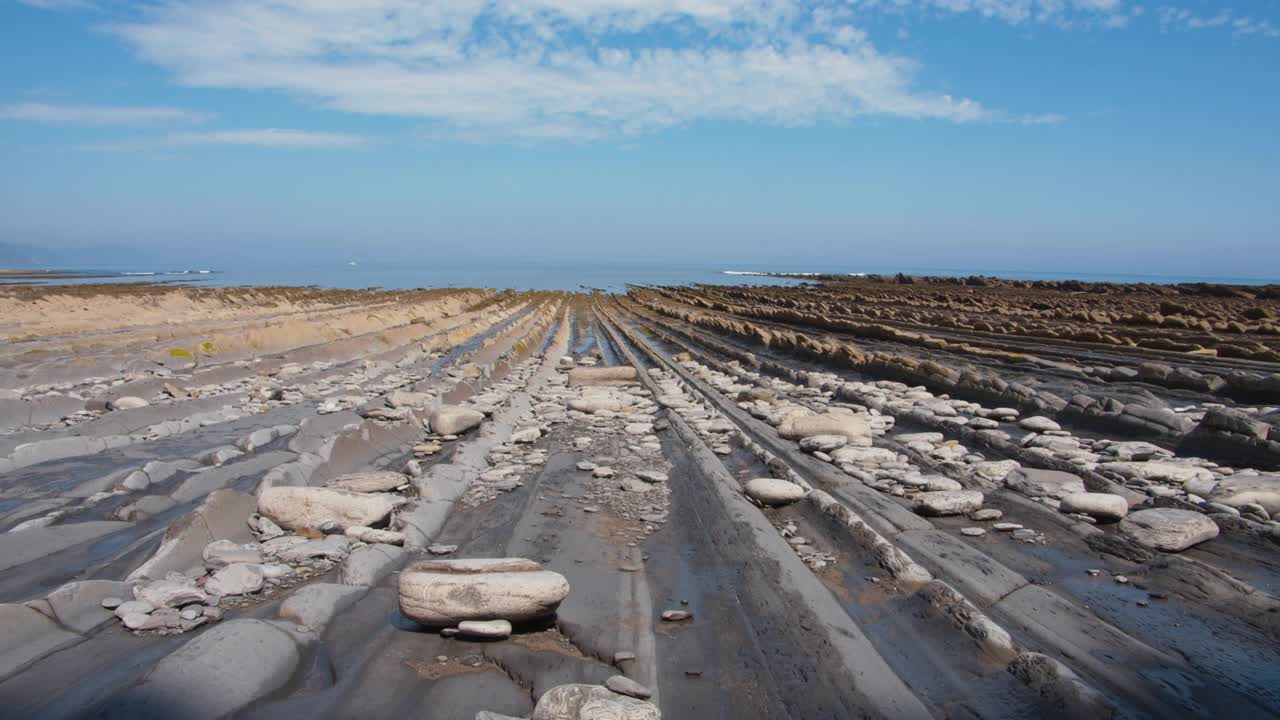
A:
[101, 0, 1044, 140]
[83, 128, 368, 151]
[0, 101, 209, 126]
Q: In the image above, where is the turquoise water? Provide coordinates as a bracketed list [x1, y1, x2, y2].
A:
[6, 259, 1278, 290]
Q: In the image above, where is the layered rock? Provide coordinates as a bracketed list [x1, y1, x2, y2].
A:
[398, 558, 570, 626]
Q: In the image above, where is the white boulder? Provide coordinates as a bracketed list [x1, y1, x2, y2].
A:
[257, 486, 405, 531]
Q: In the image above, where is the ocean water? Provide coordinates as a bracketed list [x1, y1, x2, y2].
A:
[5, 259, 1277, 290]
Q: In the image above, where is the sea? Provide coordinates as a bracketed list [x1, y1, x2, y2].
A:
[4, 259, 1277, 291]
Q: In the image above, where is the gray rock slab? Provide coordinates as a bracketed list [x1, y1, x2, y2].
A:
[0, 603, 83, 682]
[278, 583, 365, 634]
[101, 619, 304, 720]
[128, 490, 256, 581]
[895, 528, 1028, 606]
[27, 579, 134, 634]
[170, 451, 295, 503]
[341, 543, 407, 587]
[0, 521, 131, 573]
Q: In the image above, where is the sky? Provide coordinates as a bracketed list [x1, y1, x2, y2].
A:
[1, 0, 1278, 278]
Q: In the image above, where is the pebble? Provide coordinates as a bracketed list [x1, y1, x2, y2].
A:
[605, 675, 653, 699]
[960, 527, 987, 537]
[970, 509, 1003, 521]
[428, 544, 458, 555]
[661, 610, 692, 621]
[614, 651, 637, 664]
[101, 597, 123, 609]
[992, 523, 1023, 532]
[457, 619, 513, 639]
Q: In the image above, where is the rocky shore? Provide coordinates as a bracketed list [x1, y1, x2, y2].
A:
[1, 278, 1278, 719]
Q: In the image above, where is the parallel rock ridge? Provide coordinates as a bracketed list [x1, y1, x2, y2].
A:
[3, 278, 1279, 719]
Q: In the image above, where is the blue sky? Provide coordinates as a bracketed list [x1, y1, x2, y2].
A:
[1, 0, 1278, 277]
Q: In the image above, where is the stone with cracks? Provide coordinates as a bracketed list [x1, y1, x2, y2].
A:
[1059, 493, 1130, 522]
[399, 558, 570, 626]
[778, 412, 871, 442]
[567, 367, 638, 386]
[799, 434, 848, 453]
[1005, 468, 1086, 500]
[532, 684, 660, 720]
[326, 471, 406, 493]
[203, 540, 262, 570]
[428, 405, 485, 436]
[1208, 474, 1280, 516]
[344, 526, 405, 545]
[913, 490, 984, 517]
[568, 396, 623, 413]
[744, 478, 806, 506]
[257, 486, 405, 531]
[205, 563, 264, 597]
[1120, 509, 1219, 552]
[134, 580, 207, 608]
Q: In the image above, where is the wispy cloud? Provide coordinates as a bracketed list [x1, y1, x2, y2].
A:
[83, 128, 368, 151]
[0, 101, 209, 126]
[862, 0, 1132, 28]
[17, 0, 96, 10]
[99, 1, 1055, 141]
[1157, 7, 1280, 38]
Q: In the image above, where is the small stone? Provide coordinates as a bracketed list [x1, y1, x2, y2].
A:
[593, 466, 616, 478]
[1115, 576, 1129, 584]
[993, 523, 1023, 532]
[661, 610, 692, 621]
[1019, 416, 1061, 432]
[743, 478, 805, 506]
[614, 651, 637, 664]
[101, 597, 123, 609]
[960, 527, 986, 537]
[428, 544, 458, 555]
[970, 509, 1003, 521]
[456, 619, 513, 639]
[605, 675, 653, 699]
